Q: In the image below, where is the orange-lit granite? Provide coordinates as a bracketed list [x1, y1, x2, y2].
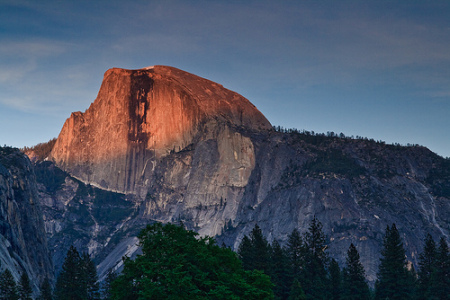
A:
[50, 66, 271, 194]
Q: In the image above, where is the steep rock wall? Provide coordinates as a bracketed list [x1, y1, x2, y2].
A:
[0, 147, 54, 295]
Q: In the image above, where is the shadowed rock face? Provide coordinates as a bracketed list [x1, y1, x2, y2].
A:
[43, 66, 450, 284]
[0, 147, 54, 295]
[50, 66, 271, 195]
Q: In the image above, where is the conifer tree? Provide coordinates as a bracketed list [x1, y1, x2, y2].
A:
[55, 245, 84, 300]
[18, 272, 33, 300]
[288, 279, 306, 300]
[286, 228, 304, 285]
[270, 240, 290, 299]
[238, 235, 253, 271]
[433, 237, 450, 300]
[249, 224, 271, 273]
[302, 216, 329, 299]
[375, 223, 412, 300]
[329, 259, 342, 300]
[0, 269, 19, 300]
[38, 277, 53, 300]
[417, 234, 437, 299]
[342, 243, 370, 300]
[81, 253, 100, 300]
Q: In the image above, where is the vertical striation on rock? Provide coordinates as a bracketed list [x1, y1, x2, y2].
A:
[50, 66, 271, 196]
[0, 147, 54, 295]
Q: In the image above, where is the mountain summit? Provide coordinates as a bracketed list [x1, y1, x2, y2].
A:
[50, 66, 271, 195]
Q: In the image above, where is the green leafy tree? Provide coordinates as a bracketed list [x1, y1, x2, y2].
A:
[111, 222, 274, 299]
[433, 237, 450, 300]
[375, 223, 412, 300]
[0, 269, 19, 300]
[18, 272, 33, 300]
[55, 245, 84, 300]
[38, 277, 53, 300]
[417, 234, 437, 299]
[341, 244, 370, 300]
[329, 259, 342, 300]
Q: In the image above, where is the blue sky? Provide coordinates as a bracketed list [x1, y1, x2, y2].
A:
[1, 0, 449, 157]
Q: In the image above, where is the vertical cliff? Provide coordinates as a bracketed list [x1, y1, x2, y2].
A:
[0, 147, 54, 294]
[50, 66, 271, 196]
[42, 65, 450, 284]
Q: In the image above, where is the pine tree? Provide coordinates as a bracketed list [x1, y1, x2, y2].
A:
[288, 278, 306, 300]
[433, 237, 450, 300]
[55, 245, 84, 300]
[329, 259, 342, 300]
[249, 224, 271, 273]
[375, 223, 412, 300]
[342, 243, 370, 300]
[286, 228, 304, 285]
[270, 240, 290, 299]
[18, 272, 33, 300]
[81, 253, 100, 300]
[238, 235, 253, 271]
[0, 269, 19, 300]
[302, 216, 329, 299]
[417, 234, 437, 299]
[38, 277, 53, 300]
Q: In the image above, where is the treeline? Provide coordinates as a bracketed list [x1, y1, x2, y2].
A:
[8, 220, 449, 300]
[21, 138, 57, 161]
[237, 218, 450, 300]
[272, 125, 424, 149]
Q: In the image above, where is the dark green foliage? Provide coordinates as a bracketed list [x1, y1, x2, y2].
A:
[238, 224, 271, 274]
[288, 279, 306, 300]
[303, 149, 365, 178]
[286, 228, 304, 283]
[329, 259, 342, 300]
[81, 253, 100, 300]
[18, 272, 33, 300]
[375, 224, 412, 300]
[270, 240, 291, 299]
[301, 216, 329, 299]
[38, 278, 53, 300]
[433, 237, 450, 299]
[0, 269, 19, 300]
[111, 222, 274, 299]
[55, 246, 99, 300]
[55, 246, 84, 300]
[342, 244, 370, 300]
[417, 234, 437, 299]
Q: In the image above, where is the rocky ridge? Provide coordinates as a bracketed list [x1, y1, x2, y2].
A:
[35, 66, 450, 283]
[0, 147, 54, 295]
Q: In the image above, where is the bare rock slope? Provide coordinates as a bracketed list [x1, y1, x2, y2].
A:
[43, 66, 450, 283]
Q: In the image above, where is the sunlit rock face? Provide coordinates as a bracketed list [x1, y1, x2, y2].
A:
[50, 66, 271, 195]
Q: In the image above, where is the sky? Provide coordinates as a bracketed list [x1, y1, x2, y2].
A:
[1, 1, 449, 158]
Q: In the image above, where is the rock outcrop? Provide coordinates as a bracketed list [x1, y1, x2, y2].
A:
[0, 147, 54, 295]
[42, 66, 450, 284]
[50, 66, 271, 196]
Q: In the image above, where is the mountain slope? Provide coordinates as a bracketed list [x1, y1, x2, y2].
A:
[41, 66, 450, 283]
[0, 147, 54, 295]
